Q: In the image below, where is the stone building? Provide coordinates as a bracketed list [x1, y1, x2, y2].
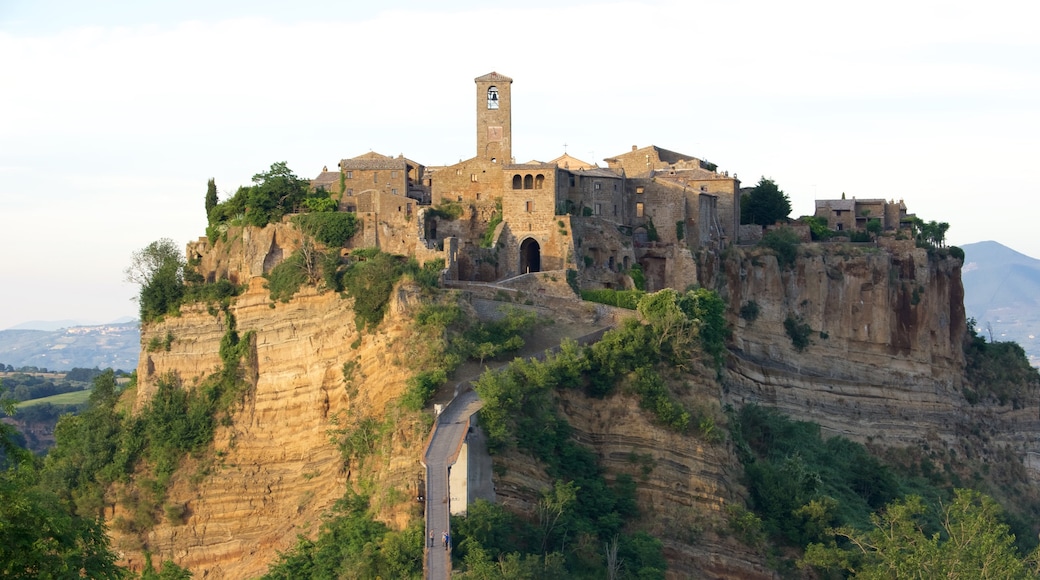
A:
[312, 72, 740, 290]
[814, 197, 912, 233]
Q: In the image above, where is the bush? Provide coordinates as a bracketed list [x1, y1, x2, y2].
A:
[739, 301, 760, 322]
[759, 227, 801, 268]
[784, 315, 812, 352]
[264, 251, 308, 303]
[581, 288, 645, 310]
[292, 212, 359, 247]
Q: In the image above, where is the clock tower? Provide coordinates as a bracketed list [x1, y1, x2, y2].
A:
[475, 72, 512, 164]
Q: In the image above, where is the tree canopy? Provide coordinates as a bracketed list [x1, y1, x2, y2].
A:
[741, 177, 792, 226]
[126, 238, 186, 322]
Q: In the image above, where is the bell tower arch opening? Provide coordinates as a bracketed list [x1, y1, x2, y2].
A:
[519, 238, 541, 274]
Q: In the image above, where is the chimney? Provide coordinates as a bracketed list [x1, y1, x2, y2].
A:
[631, 145, 637, 151]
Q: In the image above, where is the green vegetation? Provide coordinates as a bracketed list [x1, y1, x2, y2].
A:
[428, 199, 464, 221]
[262, 493, 423, 579]
[802, 489, 1038, 578]
[784, 315, 813, 352]
[127, 238, 186, 323]
[741, 177, 791, 226]
[0, 396, 124, 578]
[758, 226, 801, 269]
[581, 288, 645, 310]
[292, 211, 359, 247]
[964, 318, 1040, 408]
[16, 389, 91, 408]
[459, 288, 727, 577]
[207, 162, 309, 230]
[339, 250, 442, 331]
[730, 404, 1040, 575]
[264, 251, 310, 303]
[32, 309, 253, 546]
[628, 263, 646, 291]
[481, 199, 503, 248]
[739, 300, 760, 322]
[204, 178, 218, 221]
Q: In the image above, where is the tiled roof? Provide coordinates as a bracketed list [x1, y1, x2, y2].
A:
[311, 171, 339, 188]
[475, 71, 513, 83]
[340, 152, 410, 171]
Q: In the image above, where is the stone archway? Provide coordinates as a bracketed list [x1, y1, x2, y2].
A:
[519, 238, 541, 274]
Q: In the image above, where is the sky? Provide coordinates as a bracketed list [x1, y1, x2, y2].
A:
[1, 0, 1038, 330]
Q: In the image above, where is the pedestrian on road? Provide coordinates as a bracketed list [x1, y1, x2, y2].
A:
[442, 530, 447, 548]
[429, 530, 434, 547]
[445, 533, 451, 551]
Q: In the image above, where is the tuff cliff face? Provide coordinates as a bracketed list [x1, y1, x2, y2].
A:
[705, 240, 1040, 486]
[117, 227, 1038, 579]
[117, 228, 430, 578]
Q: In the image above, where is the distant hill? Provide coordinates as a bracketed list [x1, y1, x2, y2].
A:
[0, 322, 139, 371]
[961, 241, 1040, 367]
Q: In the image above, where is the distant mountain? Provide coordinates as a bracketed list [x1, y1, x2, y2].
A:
[961, 241, 1040, 367]
[0, 322, 139, 371]
[6, 316, 137, 331]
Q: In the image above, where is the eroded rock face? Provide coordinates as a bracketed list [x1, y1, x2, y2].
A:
[708, 243, 1040, 483]
[120, 266, 428, 577]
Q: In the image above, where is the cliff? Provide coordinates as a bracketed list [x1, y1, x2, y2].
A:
[706, 240, 1040, 489]
[116, 228, 431, 577]
[114, 227, 1040, 578]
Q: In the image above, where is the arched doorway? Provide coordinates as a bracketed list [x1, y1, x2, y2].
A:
[519, 238, 541, 274]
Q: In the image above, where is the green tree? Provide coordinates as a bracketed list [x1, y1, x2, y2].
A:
[245, 162, 308, 227]
[0, 399, 124, 579]
[126, 239, 186, 322]
[802, 489, 1037, 579]
[205, 178, 218, 221]
[741, 177, 792, 226]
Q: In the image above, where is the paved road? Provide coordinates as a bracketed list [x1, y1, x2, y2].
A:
[424, 389, 483, 580]
[421, 326, 612, 578]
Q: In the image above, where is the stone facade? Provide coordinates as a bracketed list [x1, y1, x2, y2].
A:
[313, 72, 741, 290]
[814, 197, 913, 233]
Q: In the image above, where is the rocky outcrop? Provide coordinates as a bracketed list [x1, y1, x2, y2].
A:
[705, 242, 1040, 486]
[120, 273, 430, 577]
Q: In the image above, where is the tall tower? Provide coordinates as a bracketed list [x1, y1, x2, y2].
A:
[475, 72, 512, 164]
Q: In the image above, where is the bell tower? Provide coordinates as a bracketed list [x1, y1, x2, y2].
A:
[475, 72, 512, 164]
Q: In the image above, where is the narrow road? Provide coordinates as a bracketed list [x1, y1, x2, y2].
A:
[424, 389, 482, 580]
[421, 325, 614, 578]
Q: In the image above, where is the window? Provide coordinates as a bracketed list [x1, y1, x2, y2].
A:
[535, 174, 544, 189]
[391, 170, 398, 178]
[373, 173, 378, 183]
[512, 175, 522, 189]
[471, 174, 478, 182]
[345, 171, 353, 179]
[456, 169, 462, 176]
[614, 183, 618, 191]
[613, 204, 617, 216]
[347, 188, 353, 195]
[526, 201, 534, 212]
[636, 202, 644, 218]
[595, 203, 602, 215]
[569, 175, 576, 187]
[476, 192, 481, 200]
[487, 86, 499, 109]
[636, 186, 644, 194]
[391, 188, 398, 195]
[594, 182, 601, 190]
[523, 174, 533, 189]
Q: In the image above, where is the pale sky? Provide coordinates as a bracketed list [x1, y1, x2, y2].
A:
[2, 0, 1038, 330]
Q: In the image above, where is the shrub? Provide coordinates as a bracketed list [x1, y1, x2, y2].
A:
[264, 251, 308, 303]
[629, 263, 646, 291]
[581, 288, 645, 310]
[739, 301, 760, 322]
[292, 212, 359, 247]
[759, 227, 801, 268]
[784, 315, 812, 352]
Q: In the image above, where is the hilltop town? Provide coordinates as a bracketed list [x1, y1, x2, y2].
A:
[301, 71, 915, 292]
